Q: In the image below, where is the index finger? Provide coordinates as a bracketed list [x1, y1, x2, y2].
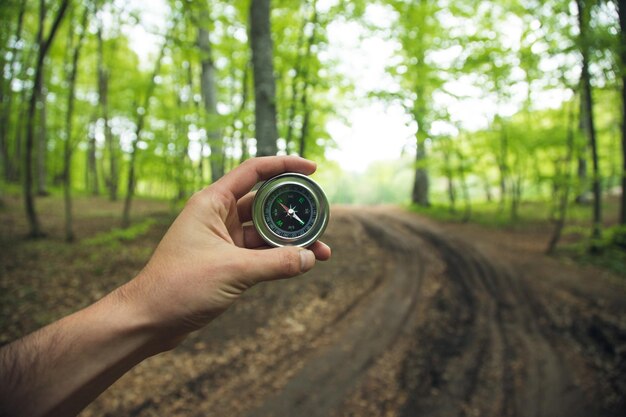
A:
[213, 156, 317, 200]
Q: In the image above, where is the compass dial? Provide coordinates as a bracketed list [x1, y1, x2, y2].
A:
[264, 185, 317, 239]
[252, 173, 329, 247]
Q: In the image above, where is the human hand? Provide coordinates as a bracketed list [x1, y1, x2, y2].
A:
[117, 156, 331, 345]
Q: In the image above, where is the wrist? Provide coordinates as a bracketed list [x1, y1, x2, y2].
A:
[108, 282, 187, 354]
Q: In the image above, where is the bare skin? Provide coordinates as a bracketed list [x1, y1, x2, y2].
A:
[0, 156, 331, 417]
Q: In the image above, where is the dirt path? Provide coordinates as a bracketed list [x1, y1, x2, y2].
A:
[81, 206, 626, 417]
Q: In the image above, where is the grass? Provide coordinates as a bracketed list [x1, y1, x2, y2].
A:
[84, 218, 157, 248]
[410, 196, 626, 276]
[409, 196, 620, 228]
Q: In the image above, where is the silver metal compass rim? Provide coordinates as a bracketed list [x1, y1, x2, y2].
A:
[252, 173, 329, 248]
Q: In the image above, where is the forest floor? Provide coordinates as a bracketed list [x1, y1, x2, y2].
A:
[1, 194, 625, 417]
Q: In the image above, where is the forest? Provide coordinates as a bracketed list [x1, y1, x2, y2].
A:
[1, 0, 626, 416]
[0, 0, 625, 244]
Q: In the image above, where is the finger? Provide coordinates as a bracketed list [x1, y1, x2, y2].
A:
[243, 226, 331, 260]
[214, 156, 317, 200]
[307, 241, 332, 261]
[237, 192, 256, 223]
[243, 225, 266, 248]
[241, 246, 316, 283]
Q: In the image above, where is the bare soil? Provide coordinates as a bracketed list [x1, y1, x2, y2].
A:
[1, 197, 625, 416]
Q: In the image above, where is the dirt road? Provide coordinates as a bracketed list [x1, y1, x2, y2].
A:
[83, 206, 626, 417]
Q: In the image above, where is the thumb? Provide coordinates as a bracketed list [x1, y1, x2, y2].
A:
[244, 246, 316, 283]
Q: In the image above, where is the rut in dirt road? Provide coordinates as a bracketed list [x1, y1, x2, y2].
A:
[395, 221, 584, 417]
[247, 213, 426, 417]
[247, 209, 625, 417]
[91, 208, 625, 417]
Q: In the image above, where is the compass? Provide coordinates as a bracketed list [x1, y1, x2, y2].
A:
[252, 173, 329, 247]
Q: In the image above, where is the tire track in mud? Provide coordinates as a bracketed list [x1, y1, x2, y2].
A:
[249, 208, 623, 417]
[381, 211, 618, 417]
[93, 208, 626, 417]
[246, 212, 426, 417]
[394, 222, 571, 417]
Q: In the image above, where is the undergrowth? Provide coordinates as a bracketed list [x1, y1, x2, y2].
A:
[84, 218, 157, 248]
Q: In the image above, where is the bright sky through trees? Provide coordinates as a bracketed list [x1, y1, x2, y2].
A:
[121, 0, 577, 173]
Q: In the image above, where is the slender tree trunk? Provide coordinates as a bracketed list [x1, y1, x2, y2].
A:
[86, 127, 99, 195]
[233, 61, 250, 164]
[576, 0, 602, 240]
[250, 0, 278, 156]
[497, 121, 508, 211]
[24, 0, 70, 237]
[122, 38, 167, 227]
[197, 20, 223, 181]
[63, 5, 90, 242]
[510, 157, 524, 221]
[285, 0, 311, 153]
[14, 88, 28, 182]
[299, 84, 310, 158]
[297, 1, 317, 158]
[576, 80, 590, 203]
[618, 0, 626, 224]
[547, 96, 576, 253]
[0, 0, 27, 182]
[97, 19, 117, 201]
[36, 73, 48, 196]
[443, 148, 456, 213]
[411, 106, 430, 206]
[412, 134, 429, 206]
[457, 148, 471, 221]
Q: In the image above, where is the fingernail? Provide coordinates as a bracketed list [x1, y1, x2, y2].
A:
[299, 250, 315, 272]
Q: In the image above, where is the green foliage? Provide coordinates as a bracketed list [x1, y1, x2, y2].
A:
[84, 218, 156, 248]
[610, 225, 626, 250]
[561, 224, 626, 276]
[0, 0, 624, 271]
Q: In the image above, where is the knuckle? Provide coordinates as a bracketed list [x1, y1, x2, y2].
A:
[188, 188, 232, 213]
[240, 158, 255, 169]
[188, 188, 211, 207]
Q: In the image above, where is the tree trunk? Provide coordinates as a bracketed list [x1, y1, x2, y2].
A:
[297, 2, 317, 158]
[497, 120, 508, 211]
[510, 158, 524, 221]
[0, 0, 27, 182]
[618, 0, 626, 224]
[36, 72, 48, 196]
[285, 0, 317, 154]
[299, 85, 310, 158]
[547, 96, 576, 254]
[197, 21, 223, 181]
[122, 38, 167, 227]
[575, 80, 589, 203]
[411, 102, 430, 206]
[97, 18, 117, 201]
[576, 0, 602, 240]
[250, 0, 278, 157]
[457, 147, 471, 222]
[86, 126, 99, 195]
[412, 146, 430, 206]
[24, 0, 70, 237]
[63, 4, 90, 242]
[232, 61, 250, 164]
[443, 148, 456, 213]
[14, 88, 28, 182]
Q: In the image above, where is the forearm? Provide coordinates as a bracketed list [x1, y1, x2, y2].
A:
[0, 286, 179, 417]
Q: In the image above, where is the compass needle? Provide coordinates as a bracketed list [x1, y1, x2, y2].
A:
[252, 173, 329, 247]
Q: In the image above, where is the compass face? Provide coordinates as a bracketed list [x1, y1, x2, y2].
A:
[264, 184, 317, 239]
[252, 173, 329, 247]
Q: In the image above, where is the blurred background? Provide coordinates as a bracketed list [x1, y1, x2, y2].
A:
[1, 0, 625, 416]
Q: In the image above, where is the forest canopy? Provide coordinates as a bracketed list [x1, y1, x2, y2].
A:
[0, 0, 624, 244]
